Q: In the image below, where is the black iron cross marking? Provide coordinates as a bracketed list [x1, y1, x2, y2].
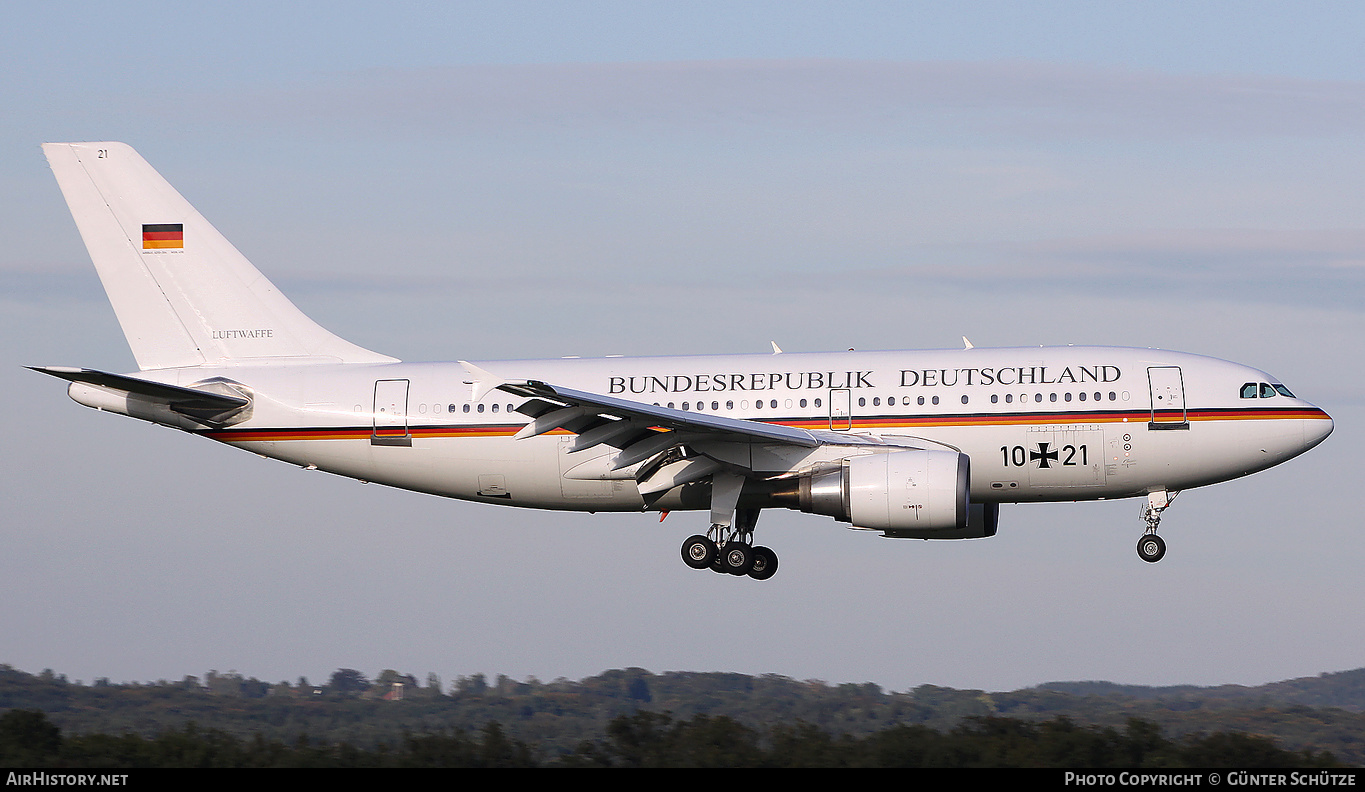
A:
[1030, 443, 1059, 469]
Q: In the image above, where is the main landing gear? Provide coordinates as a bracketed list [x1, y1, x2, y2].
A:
[1137, 490, 1177, 563]
[680, 508, 778, 580]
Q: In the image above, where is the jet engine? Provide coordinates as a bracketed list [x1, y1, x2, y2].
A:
[789, 449, 997, 539]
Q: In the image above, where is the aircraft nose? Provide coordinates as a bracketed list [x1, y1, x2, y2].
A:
[1303, 410, 1333, 451]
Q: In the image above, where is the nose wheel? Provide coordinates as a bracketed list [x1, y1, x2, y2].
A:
[1137, 533, 1166, 563]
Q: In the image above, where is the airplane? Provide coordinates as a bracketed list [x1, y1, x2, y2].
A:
[32, 142, 1334, 580]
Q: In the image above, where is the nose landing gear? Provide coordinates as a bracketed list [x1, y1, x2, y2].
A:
[1137, 490, 1177, 563]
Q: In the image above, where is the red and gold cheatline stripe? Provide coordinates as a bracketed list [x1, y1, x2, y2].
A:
[142, 223, 183, 249]
[1186, 407, 1330, 421]
[199, 406, 1328, 444]
[201, 424, 547, 443]
[780, 406, 1331, 431]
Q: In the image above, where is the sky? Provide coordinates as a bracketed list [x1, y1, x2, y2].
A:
[3, 1, 1363, 694]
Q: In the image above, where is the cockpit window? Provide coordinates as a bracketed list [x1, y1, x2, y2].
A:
[1240, 382, 1297, 399]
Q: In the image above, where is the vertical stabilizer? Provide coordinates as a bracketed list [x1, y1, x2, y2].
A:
[43, 142, 397, 370]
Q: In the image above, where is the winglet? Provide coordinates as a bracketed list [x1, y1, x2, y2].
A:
[962, 336, 975, 350]
[770, 341, 783, 354]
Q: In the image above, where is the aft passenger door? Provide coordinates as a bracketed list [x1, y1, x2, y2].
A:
[372, 379, 412, 446]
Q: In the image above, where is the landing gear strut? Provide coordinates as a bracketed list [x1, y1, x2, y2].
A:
[1137, 490, 1176, 563]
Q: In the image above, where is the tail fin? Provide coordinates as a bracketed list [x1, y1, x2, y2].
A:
[43, 142, 397, 370]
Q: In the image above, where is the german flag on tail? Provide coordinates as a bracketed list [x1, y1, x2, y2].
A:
[142, 223, 183, 250]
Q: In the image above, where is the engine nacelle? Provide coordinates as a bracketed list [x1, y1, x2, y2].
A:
[796, 449, 992, 538]
[885, 502, 999, 540]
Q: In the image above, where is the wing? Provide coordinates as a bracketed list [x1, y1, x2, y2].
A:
[501, 379, 826, 448]
[458, 360, 945, 526]
[487, 373, 926, 528]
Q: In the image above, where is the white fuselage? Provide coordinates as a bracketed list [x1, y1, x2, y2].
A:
[102, 345, 1330, 516]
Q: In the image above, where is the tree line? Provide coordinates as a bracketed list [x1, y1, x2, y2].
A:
[0, 708, 1342, 768]
[3, 664, 1361, 765]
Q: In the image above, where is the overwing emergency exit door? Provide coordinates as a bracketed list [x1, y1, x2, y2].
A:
[829, 388, 851, 431]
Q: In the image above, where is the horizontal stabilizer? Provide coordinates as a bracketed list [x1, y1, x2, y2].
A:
[30, 367, 245, 408]
[29, 366, 250, 424]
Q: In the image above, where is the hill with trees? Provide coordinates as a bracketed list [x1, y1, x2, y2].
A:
[1, 664, 1361, 766]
